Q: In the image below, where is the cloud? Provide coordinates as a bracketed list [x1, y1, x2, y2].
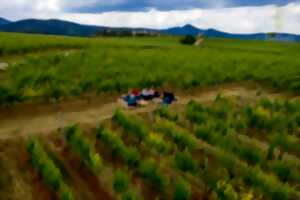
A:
[0, 1, 300, 34]
[0, 0, 62, 13]
[62, 0, 126, 11]
[61, 0, 297, 12]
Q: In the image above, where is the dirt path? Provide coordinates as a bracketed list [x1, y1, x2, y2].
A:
[0, 83, 290, 140]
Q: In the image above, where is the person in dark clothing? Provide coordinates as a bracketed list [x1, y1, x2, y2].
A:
[163, 92, 175, 105]
[154, 91, 161, 98]
[123, 95, 138, 107]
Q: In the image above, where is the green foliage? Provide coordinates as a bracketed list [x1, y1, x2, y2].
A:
[0, 32, 86, 56]
[64, 125, 103, 173]
[113, 110, 147, 141]
[266, 143, 276, 160]
[187, 100, 205, 112]
[123, 147, 141, 168]
[122, 189, 139, 200]
[60, 184, 74, 200]
[0, 86, 23, 105]
[155, 117, 198, 151]
[259, 98, 274, 110]
[294, 114, 300, 126]
[1, 33, 300, 104]
[139, 159, 166, 191]
[146, 132, 171, 153]
[114, 169, 130, 193]
[97, 127, 125, 157]
[4, 33, 300, 199]
[245, 106, 272, 130]
[186, 101, 207, 125]
[272, 161, 292, 183]
[195, 124, 211, 141]
[180, 35, 196, 45]
[174, 149, 197, 173]
[269, 132, 300, 157]
[215, 180, 238, 200]
[154, 106, 178, 122]
[239, 146, 262, 166]
[243, 167, 291, 200]
[196, 125, 262, 165]
[26, 137, 74, 200]
[96, 127, 141, 168]
[173, 178, 191, 200]
[211, 95, 231, 119]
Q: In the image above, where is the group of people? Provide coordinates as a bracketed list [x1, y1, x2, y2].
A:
[121, 88, 176, 107]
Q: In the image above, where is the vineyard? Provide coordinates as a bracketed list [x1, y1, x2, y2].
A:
[1, 32, 300, 200]
[0, 32, 300, 105]
[1, 94, 300, 200]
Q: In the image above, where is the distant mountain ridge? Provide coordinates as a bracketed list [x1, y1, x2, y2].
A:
[0, 17, 11, 25]
[0, 17, 299, 42]
[164, 24, 300, 42]
[161, 24, 203, 36]
[0, 19, 106, 36]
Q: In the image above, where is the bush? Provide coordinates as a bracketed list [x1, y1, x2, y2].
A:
[174, 149, 197, 173]
[195, 125, 211, 141]
[60, 184, 74, 200]
[64, 125, 103, 173]
[186, 109, 207, 125]
[122, 189, 139, 200]
[211, 99, 231, 120]
[155, 118, 198, 151]
[123, 147, 141, 168]
[173, 178, 191, 200]
[245, 106, 272, 130]
[180, 35, 196, 45]
[139, 159, 166, 191]
[187, 100, 205, 112]
[27, 138, 74, 200]
[114, 169, 130, 193]
[96, 127, 141, 168]
[146, 132, 170, 153]
[186, 101, 207, 125]
[213, 121, 230, 135]
[270, 186, 290, 200]
[240, 147, 262, 166]
[272, 162, 291, 183]
[113, 110, 147, 141]
[154, 106, 178, 122]
[0, 87, 23, 105]
[215, 180, 238, 200]
[259, 98, 274, 110]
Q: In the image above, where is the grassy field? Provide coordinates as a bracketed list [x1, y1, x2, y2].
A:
[1, 32, 300, 200]
[1, 32, 300, 105]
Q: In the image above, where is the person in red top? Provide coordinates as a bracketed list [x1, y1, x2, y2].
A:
[131, 88, 140, 96]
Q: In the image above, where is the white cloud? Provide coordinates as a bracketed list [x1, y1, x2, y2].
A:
[0, 0, 62, 15]
[1, 1, 300, 34]
[61, 0, 125, 10]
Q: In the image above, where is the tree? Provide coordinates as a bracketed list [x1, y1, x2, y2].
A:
[180, 35, 196, 45]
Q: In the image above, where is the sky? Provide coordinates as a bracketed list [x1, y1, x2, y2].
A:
[0, 0, 300, 34]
